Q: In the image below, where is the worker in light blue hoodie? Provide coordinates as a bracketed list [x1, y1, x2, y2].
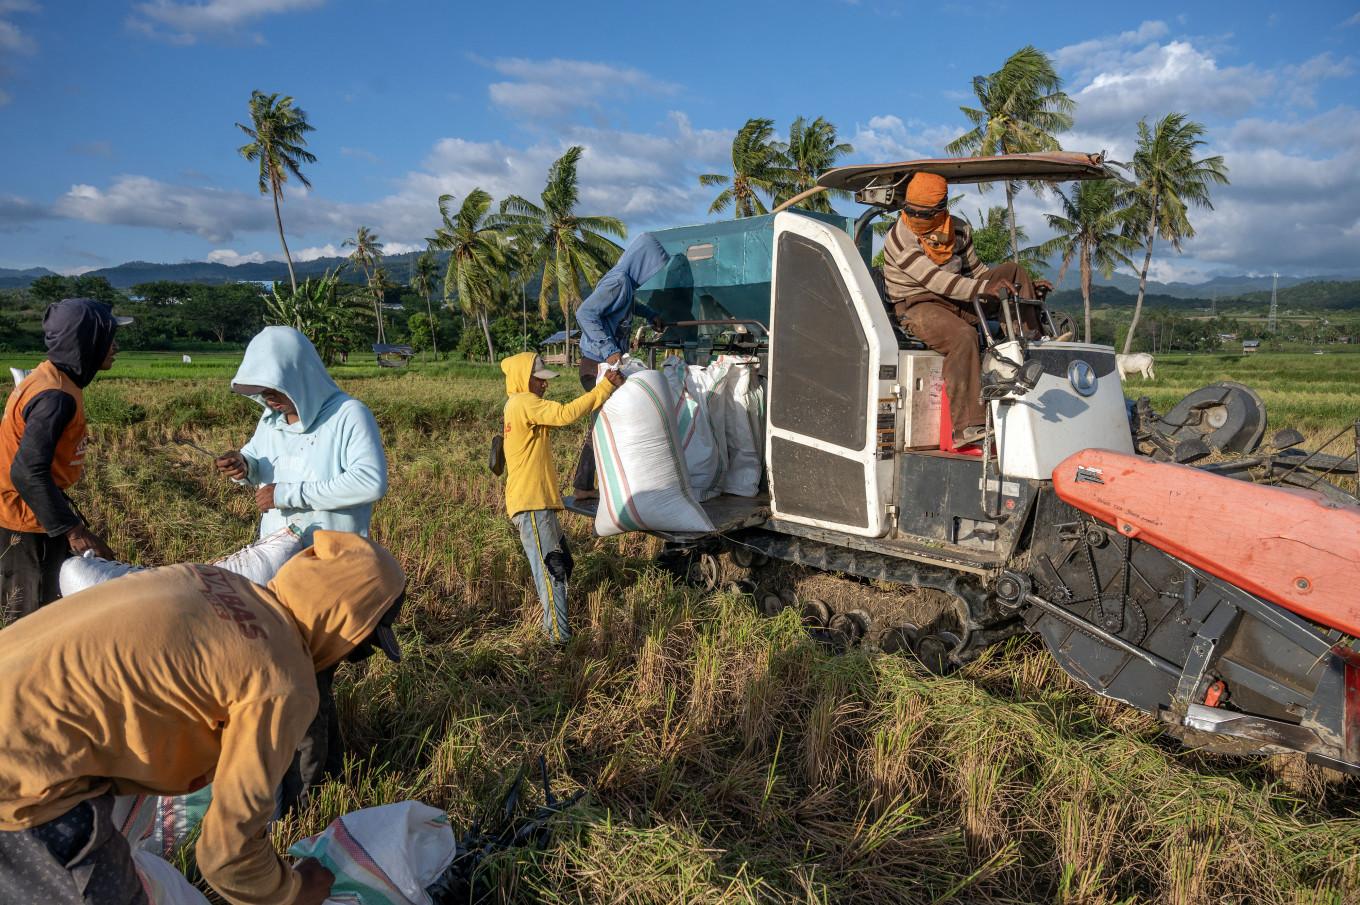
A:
[571, 232, 670, 500]
[215, 326, 388, 543]
[214, 325, 388, 816]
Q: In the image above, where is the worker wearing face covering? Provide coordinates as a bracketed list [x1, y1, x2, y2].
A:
[213, 326, 389, 815]
[0, 531, 406, 905]
[881, 173, 1055, 448]
[571, 233, 669, 500]
[0, 298, 129, 622]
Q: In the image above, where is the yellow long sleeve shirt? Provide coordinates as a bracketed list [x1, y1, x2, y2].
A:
[500, 352, 615, 517]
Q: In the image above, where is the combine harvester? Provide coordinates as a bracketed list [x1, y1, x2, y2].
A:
[568, 152, 1360, 774]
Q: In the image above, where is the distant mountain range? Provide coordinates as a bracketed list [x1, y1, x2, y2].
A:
[3, 256, 1359, 304]
[1048, 279, 1360, 311]
[0, 255, 428, 290]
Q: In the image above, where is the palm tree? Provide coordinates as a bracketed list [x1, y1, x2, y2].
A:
[410, 251, 440, 358]
[492, 147, 626, 340]
[946, 46, 1074, 263]
[1034, 180, 1142, 342]
[700, 118, 792, 217]
[1121, 114, 1229, 354]
[265, 270, 365, 365]
[775, 116, 854, 213]
[427, 189, 505, 362]
[343, 226, 385, 343]
[236, 91, 316, 292]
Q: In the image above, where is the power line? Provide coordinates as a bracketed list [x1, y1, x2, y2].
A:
[1268, 273, 1279, 333]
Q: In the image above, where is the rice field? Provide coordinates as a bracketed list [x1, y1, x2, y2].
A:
[11, 350, 1360, 903]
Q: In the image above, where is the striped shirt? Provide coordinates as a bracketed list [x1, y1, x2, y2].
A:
[881, 215, 991, 305]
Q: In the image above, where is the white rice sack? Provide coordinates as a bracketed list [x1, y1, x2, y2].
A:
[661, 357, 722, 501]
[59, 555, 140, 596]
[287, 801, 456, 905]
[214, 525, 305, 584]
[592, 369, 714, 537]
[711, 355, 763, 497]
[132, 849, 210, 905]
[59, 525, 304, 597]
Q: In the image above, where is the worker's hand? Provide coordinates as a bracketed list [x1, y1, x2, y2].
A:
[650, 315, 666, 332]
[980, 279, 1017, 303]
[255, 483, 277, 512]
[604, 368, 626, 388]
[291, 858, 334, 905]
[1034, 279, 1054, 299]
[605, 352, 622, 366]
[66, 525, 115, 561]
[215, 450, 248, 480]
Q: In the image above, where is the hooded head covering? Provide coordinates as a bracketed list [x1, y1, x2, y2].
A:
[267, 530, 406, 671]
[902, 173, 955, 266]
[231, 327, 343, 432]
[501, 351, 539, 396]
[43, 298, 123, 387]
[576, 233, 670, 363]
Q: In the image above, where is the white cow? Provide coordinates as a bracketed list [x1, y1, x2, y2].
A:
[1116, 352, 1155, 381]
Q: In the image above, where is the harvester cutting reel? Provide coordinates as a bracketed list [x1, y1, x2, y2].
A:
[1008, 498, 1360, 772]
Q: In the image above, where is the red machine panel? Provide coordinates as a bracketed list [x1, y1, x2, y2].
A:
[1053, 449, 1360, 638]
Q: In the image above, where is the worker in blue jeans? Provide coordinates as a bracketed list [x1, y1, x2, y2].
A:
[500, 352, 622, 642]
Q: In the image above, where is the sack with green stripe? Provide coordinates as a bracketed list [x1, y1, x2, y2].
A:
[593, 369, 714, 537]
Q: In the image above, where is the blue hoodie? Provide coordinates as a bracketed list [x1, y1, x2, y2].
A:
[232, 327, 388, 543]
[575, 233, 670, 363]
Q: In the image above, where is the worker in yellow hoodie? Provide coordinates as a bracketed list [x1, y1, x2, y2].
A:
[501, 351, 622, 643]
[0, 530, 406, 905]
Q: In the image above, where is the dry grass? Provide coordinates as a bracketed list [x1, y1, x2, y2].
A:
[64, 360, 1360, 903]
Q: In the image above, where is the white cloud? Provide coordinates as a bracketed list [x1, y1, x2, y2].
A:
[1343, 11, 1360, 26]
[849, 115, 962, 161]
[382, 241, 423, 256]
[53, 175, 347, 242]
[206, 248, 266, 266]
[1067, 40, 1272, 129]
[482, 56, 678, 118]
[294, 244, 343, 262]
[0, 17, 33, 53]
[1052, 19, 1169, 73]
[0, 193, 47, 231]
[0, 0, 37, 105]
[128, 0, 325, 44]
[1280, 53, 1355, 107]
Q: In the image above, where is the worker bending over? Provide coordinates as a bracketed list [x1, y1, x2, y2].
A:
[215, 326, 389, 811]
[0, 531, 406, 905]
[881, 173, 1054, 448]
[501, 352, 622, 643]
[571, 233, 668, 500]
[0, 298, 128, 622]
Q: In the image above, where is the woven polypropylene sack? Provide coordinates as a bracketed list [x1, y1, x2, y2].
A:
[593, 370, 714, 537]
[660, 357, 722, 501]
[710, 355, 763, 497]
[59, 525, 303, 596]
[132, 849, 210, 905]
[288, 801, 456, 905]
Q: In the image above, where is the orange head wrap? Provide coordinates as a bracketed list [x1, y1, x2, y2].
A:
[902, 172, 954, 265]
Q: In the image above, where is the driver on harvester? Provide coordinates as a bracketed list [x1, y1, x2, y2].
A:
[881, 172, 1061, 448]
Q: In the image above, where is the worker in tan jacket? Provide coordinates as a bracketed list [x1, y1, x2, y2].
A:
[0, 530, 406, 905]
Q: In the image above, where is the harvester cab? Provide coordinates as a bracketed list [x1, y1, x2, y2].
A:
[569, 152, 1360, 776]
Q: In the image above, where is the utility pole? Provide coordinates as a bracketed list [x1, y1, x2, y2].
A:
[1268, 273, 1279, 333]
[521, 281, 527, 351]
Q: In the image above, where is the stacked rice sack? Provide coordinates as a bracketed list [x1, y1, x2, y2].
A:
[591, 354, 766, 537]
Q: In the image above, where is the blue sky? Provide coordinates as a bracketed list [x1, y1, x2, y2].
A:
[0, 0, 1357, 283]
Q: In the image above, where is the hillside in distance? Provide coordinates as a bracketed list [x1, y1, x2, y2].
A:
[1049, 280, 1360, 311]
